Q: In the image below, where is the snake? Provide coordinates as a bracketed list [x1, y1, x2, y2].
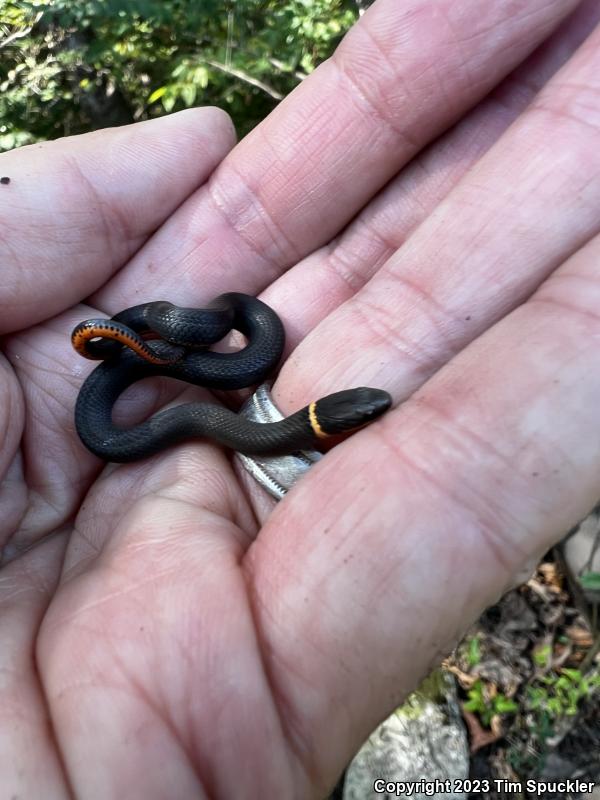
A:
[71, 292, 392, 462]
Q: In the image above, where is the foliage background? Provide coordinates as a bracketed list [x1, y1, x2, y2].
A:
[0, 0, 365, 152]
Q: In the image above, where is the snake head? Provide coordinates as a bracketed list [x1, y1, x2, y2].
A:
[312, 387, 392, 436]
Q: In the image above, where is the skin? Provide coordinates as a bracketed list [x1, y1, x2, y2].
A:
[1, 0, 600, 796]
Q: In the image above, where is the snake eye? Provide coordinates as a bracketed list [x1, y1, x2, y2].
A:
[314, 388, 392, 434]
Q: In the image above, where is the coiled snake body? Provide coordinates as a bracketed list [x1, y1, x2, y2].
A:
[72, 293, 391, 462]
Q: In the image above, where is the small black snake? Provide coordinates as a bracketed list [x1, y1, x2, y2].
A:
[72, 293, 391, 462]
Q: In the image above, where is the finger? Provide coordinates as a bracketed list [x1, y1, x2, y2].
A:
[244, 231, 600, 792]
[274, 17, 600, 409]
[37, 478, 282, 797]
[92, 0, 578, 311]
[261, 0, 600, 348]
[0, 108, 236, 333]
[0, 532, 69, 797]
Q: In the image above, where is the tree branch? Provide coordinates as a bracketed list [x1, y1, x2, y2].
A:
[205, 60, 283, 101]
[0, 12, 42, 49]
[268, 57, 307, 82]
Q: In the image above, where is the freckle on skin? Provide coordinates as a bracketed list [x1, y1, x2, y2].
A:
[0, 176, 10, 185]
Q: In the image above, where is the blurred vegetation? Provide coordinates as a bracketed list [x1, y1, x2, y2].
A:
[0, 0, 364, 151]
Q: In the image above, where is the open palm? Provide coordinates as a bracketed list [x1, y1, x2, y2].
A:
[3, 1, 600, 797]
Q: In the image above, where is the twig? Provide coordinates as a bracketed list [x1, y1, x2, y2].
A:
[268, 57, 308, 82]
[0, 27, 31, 49]
[205, 59, 283, 100]
[0, 12, 42, 49]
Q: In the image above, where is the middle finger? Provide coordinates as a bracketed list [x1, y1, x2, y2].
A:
[260, 0, 600, 347]
[273, 19, 600, 409]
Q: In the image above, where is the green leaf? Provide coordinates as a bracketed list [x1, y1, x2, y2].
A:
[172, 63, 188, 79]
[533, 644, 551, 667]
[180, 83, 196, 106]
[579, 572, 600, 591]
[494, 696, 518, 713]
[463, 698, 482, 712]
[548, 698, 561, 714]
[162, 92, 177, 112]
[194, 65, 209, 89]
[467, 635, 481, 667]
[560, 668, 582, 682]
[148, 86, 167, 103]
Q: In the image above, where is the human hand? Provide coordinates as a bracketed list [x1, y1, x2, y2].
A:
[2, 0, 600, 796]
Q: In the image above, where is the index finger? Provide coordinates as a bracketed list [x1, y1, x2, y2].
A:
[0, 108, 235, 333]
